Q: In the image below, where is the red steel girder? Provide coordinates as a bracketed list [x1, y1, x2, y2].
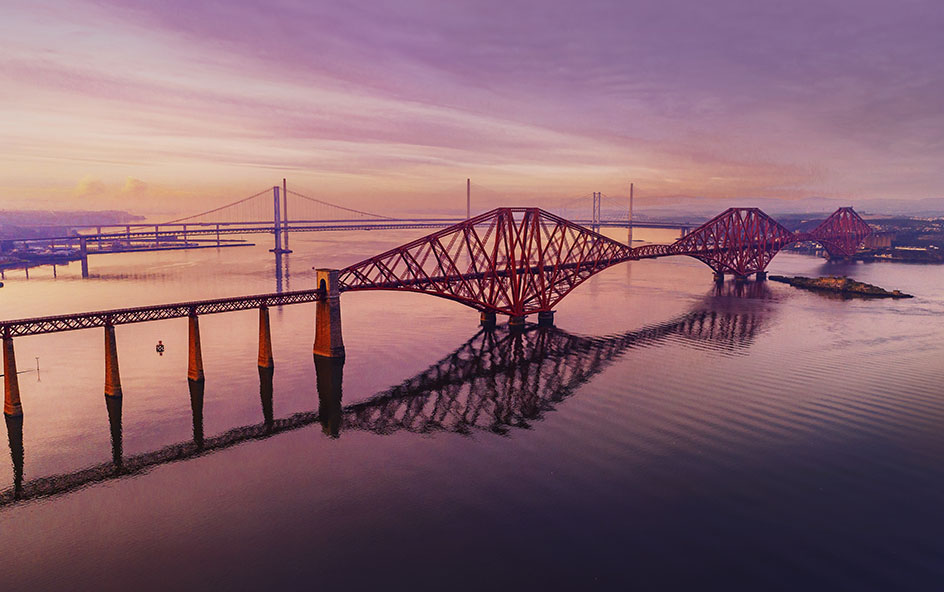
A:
[670, 208, 799, 276]
[1, 289, 324, 337]
[805, 207, 873, 258]
[338, 208, 635, 316]
[339, 206, 873, 312]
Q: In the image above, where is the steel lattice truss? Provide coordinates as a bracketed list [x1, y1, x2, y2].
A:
[1, 289, 324, 337]
[804, 207, 873, 258]
[669, 208, 798, 275]
[339, 207, 634, 316]
[336, 206, 874, 314]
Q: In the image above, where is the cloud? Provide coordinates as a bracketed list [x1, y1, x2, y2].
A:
[5, 0, 944, 210]
[121, 176, 148, 196]
[75, 175, 106, 198]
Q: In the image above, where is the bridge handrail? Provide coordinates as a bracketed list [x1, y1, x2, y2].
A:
[1, 288, 325, 337]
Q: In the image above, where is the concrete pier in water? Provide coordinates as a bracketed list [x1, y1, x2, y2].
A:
[313, 269, 345, 359]
[258, 306, 274, 368]
[104, 323, 122, 398]
[3, 333, 22, 417]
[79, 237, 89, 279]
[188, 312, 205, 382]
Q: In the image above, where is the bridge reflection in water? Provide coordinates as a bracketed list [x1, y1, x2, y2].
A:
[1, 282, 772, 505]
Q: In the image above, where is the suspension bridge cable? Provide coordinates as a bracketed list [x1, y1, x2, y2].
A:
[468, 181, 509, 197]
[160, 188, 274, 225]
[287, 189, 394, 220]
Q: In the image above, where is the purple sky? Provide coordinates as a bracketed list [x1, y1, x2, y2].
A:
[1, 0, 942, 214]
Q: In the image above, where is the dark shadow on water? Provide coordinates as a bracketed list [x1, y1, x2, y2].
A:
[105, 395, 122, 472]
[811, 258, 865, 278]
[189, 379, 205, 449]
[259, 366, 274, 430]
[5, 415, 23, 499]
[315, 356, 344, 438]
[792, 289, 895, 302]
[711, 279, 772, 300]
[0, 285, 775, 506]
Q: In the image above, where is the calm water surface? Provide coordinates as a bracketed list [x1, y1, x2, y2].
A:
[1, 228, 943, 590]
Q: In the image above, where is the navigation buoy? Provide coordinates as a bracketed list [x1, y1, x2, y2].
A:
[156, 340, 165, 355]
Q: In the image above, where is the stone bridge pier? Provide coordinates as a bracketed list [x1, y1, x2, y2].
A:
[3, 330, 23, 417]
[313, 269, 345, 359]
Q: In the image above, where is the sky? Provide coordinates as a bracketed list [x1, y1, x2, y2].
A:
[1, 0, 942, 216]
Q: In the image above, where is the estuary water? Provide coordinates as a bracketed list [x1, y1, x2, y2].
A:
[0, 227, 943, 590]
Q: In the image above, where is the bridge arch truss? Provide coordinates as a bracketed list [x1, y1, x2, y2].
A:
[337, 205, 872, 317]
[338, 208, 634, 317]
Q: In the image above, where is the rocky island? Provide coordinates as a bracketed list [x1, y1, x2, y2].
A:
[769, 275, 913, 298]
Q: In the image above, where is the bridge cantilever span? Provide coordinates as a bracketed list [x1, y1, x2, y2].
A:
[338, 207, 635, 323]
[334, 204, 872, 319]
[666, 206, 872, 279]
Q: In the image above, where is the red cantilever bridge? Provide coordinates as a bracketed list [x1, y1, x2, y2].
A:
[336, 205, 872, 320]
[2, 205, 870, 418]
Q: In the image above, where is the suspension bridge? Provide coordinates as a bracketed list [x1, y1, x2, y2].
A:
[2, 182, 693, 277]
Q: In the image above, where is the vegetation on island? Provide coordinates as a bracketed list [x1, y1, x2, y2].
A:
[769, 275, 913, 298]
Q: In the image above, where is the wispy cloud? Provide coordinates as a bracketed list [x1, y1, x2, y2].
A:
[1, 0, 942, 214]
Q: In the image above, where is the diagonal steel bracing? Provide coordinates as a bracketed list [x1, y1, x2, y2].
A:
[1, 289, 324, 337]
[805, 207, 873, 258]
[338, 205, 873, 314]
[338, 208, 635, 316]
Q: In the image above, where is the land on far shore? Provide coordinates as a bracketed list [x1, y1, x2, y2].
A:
[778, 213, 944, 263]
[0, 210, 145, 240]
